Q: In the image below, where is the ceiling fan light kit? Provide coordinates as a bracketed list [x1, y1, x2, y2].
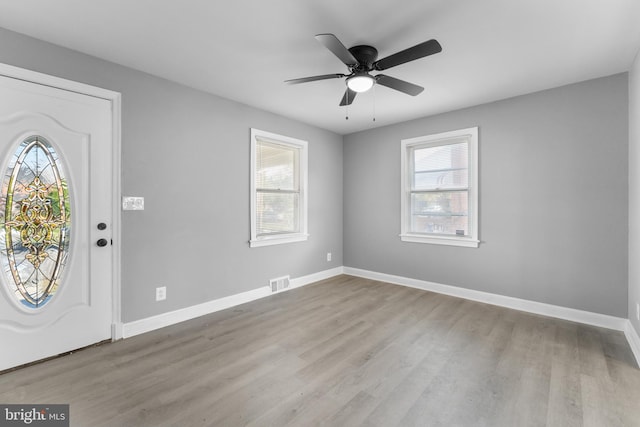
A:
[285, 33, 442, 107]
[346, 73, 375, 93]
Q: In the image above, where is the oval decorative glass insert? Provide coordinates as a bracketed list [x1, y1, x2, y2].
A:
[1, 136, 71, 308]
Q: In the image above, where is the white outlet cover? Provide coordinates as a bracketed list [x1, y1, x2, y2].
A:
[123, 196, 144, 211]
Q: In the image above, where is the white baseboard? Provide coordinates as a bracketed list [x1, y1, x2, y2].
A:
[122, 287, 270, 338]
[121, 267, 343, 338]
[343, 267, 628, 331]
[624, 321, 640, 367]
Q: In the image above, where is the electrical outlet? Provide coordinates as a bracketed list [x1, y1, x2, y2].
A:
[327, 252, 332, 262]
[156, 286, 166, 301]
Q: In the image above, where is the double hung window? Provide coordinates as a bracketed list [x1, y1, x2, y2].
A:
[400, 127, 479, 247]
[250, 129, 308, 247]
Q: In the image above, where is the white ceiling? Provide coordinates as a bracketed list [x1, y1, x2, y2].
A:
[1, 0, 639, 135]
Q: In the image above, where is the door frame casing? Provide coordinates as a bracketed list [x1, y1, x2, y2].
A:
[0, 62, 123, 340]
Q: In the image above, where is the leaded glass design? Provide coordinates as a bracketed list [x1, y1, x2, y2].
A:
[0, 136, 71, 308]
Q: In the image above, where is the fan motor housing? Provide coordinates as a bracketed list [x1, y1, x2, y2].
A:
[348, 45, 378, 70]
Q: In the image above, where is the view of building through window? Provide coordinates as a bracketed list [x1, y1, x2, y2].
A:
[410, 141, 469, 236]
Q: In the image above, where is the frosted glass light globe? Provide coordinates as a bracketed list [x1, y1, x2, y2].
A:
[347, 74, 375, 93]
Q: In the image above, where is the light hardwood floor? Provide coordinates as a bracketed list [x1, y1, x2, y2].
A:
[1, 275, 639, 426]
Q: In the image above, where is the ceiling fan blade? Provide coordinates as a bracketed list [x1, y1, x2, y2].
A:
[374, 39, 442, 71]
[315, 34, 359, 67]
[285, 73, 346, 84]
[339, 88, 357, 106]
[375, 74, 424, 96]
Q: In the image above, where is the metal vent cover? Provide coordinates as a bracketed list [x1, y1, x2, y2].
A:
[269, 275, 290, 292]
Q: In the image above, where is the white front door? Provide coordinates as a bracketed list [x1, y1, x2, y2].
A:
[0, 72, 114, 371]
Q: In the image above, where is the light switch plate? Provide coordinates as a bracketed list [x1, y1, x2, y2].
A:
[122, 196, 144, 211]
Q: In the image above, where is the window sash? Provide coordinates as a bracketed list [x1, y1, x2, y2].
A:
[409, 189, 470, 236]
[255, 139, 300, 191]
[411, 141, 468, 192]
[255, 190, 300, 236]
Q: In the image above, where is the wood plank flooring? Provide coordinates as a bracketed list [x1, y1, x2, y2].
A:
[1, 275, 639, 426]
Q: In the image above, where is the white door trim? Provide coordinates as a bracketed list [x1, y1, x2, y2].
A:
[0, 62, 123, 340]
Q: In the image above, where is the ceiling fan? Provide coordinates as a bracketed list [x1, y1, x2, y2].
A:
[286, 34, 442, 106]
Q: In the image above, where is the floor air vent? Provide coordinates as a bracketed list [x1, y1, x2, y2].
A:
[270, 275, 290, 292]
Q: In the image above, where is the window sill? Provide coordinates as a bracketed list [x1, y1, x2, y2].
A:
[399, 233, 479, 248]
[250, 234, 309, 248]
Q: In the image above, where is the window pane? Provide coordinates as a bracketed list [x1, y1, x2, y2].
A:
[413, 142, 468, 190]
[256, 140, 299, 190]
[414, 169, 468, 190]
[1, 136, 71, 309]
[256, 192, 299, 235]
[410, 191, 468, 235]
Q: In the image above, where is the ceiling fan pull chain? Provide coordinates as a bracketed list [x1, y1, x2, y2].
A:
[373, 85, 376, 122]
[345, 91, 349, 120]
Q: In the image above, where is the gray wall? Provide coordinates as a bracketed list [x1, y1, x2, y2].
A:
[629, 50, 640, 333]
[344, 74, 629, 317]
[0, 27, 343, 322]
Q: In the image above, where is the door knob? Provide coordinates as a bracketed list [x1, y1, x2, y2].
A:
[96, 238, 108, 247]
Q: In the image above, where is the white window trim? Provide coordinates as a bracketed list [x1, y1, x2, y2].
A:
[400, 127, 479, 248]
[250, 128, 308, 248]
